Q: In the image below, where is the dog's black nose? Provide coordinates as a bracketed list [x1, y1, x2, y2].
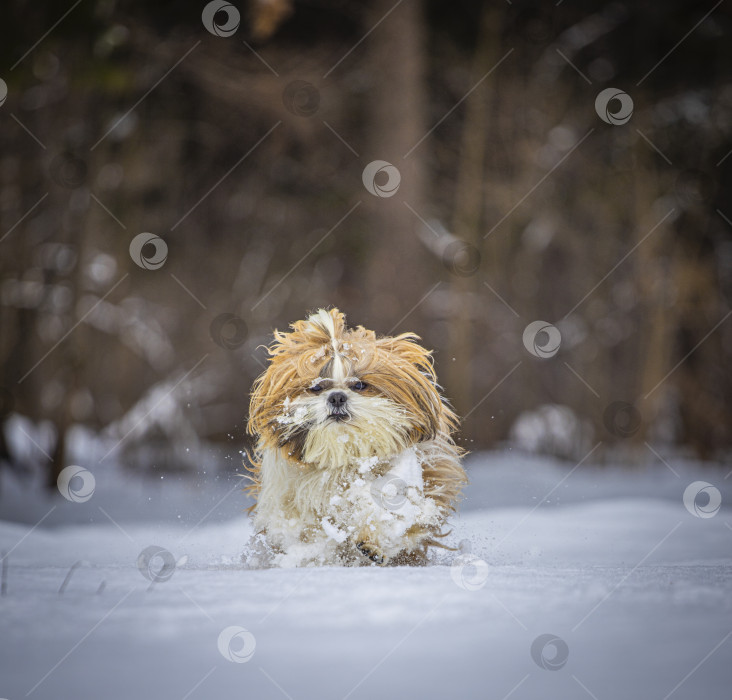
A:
[328, 391, 347, 407]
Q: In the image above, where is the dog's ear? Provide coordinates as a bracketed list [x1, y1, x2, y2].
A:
[247, 332, 312, 441]
[373, 334, 443, 442]
[247, 357, 284, 439]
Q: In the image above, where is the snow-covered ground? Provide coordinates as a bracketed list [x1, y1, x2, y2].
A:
[1, 449, 731, 700]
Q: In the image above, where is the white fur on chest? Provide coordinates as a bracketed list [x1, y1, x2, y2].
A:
[253, 445, 440, 566]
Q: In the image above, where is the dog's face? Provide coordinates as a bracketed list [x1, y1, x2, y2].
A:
[248, 309, 451, 468]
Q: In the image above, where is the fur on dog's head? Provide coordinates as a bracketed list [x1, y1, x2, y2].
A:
[248, 308, 457, 468]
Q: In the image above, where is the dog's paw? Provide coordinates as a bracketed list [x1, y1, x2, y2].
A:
[357, 541, 386, 565]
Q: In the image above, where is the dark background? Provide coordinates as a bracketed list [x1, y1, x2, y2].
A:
[1, 0, 731, 488]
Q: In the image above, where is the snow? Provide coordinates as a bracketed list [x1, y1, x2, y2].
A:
[1, 449, 731, 700]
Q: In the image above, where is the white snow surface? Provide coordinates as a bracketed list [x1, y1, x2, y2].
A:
[1, 448, 731, 700]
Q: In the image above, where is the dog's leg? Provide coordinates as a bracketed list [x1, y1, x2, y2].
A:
[356, 539, 386, 565]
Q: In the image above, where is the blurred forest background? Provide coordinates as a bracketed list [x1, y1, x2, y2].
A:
[1, 0, 731, 489]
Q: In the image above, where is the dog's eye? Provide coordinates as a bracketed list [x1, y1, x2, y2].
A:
[352, 381, 368, 391]
[309, 384, 324, 393]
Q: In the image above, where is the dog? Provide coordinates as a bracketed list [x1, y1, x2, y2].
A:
[245, 308, 466, 566]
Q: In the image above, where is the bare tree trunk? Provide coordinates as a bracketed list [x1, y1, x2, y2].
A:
[447, 6, 502, 433]
[631, 140, 671, 447]
[363, 0, 429, 334]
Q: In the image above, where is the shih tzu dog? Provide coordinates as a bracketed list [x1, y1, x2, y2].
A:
[245, 308, 466, 567]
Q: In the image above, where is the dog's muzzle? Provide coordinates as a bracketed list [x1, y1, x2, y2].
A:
[327, 391, 349, 421]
